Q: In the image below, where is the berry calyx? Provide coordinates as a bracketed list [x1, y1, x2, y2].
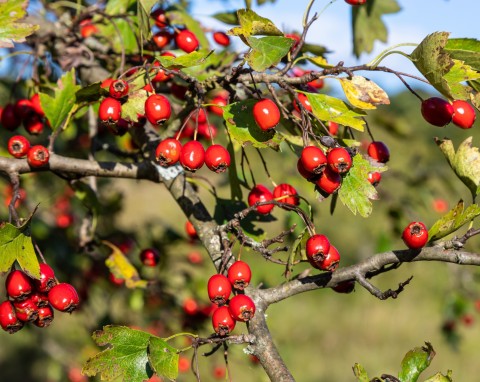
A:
[421, 97, 454, 127]
[228, 294, 256, 322]
[6, 270, 34, 300]
[155, 138, 182, 167]
[207, 274, 232, 305]
[248, 184, 274, 214]
[452, 100, 476, 129]
[212, 305, 235, 336]
[327, 147, 352, 174]
[315, 167, 342, 195]
[253, 98, 280, 131]
[179, 140, 205, 172]
[48, 283, 80, 313]
[313, 245, 340, 272]
[306, 234, 331, 263]
[27, 145, 50, 168]
[273, 183, 300, 205]
[145, 94, 172, 126]
[227, 261, 252, 291]
[402, 221, 429, 250]
[99, 97, 122, 125]
[35, 263, 57, 293]
[109, 79, 129, 99]
[300, 146, 327, 174]
[213, 31, 230, 46]
[0, 300, 23, 333]
[140, 248, 161, 267]
[367, 141, 390, 163]
[8, 135, 30, 158]
[175, 30, 199, 53]
[205, 144, 231, 173]
[367, 171, 382, 187]
[33, 304, 54, 328]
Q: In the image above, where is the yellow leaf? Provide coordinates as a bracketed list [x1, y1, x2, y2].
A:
[339, 76, 390, 110]
[306, 56, 333, 69]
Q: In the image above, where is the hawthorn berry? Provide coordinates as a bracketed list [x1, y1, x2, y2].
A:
[452, 100, 476, 129]
[109, 79, 129, 99]
[297, 158, 318, 182]
[155, 138, 182, 166]
[367, 171, 382, 187]
[13, 297, 39, 322]
[179, 140, 205, 172]
[228, 294, 256, 322]
[198, 123, 218, 140]
[212, 305, 235, 336]
[175, 30, 199, 53]
[207, 274, 232, 305]
[306, 234, 331, 263]
[48, 283, 80, 312]
[208, 96, 228, 116]
[183, 298, 199, 315]
[99, 97, 122, 125]
[421, 97, 454, 127]
[153, 30, 172, 49]
[248, 184, 274, 214]
[151, 8, 168, 28]
[273, 183, 300, 205]
[205, 144, 231, 173]
[367, 141, 390, 163]
[300, 146, 327, 174]
[327, 147, 352, 174]
[6, 269, 34, 300]
[27, 145, 50, 168]
[0, 300, 23, 333]
[315, 167, 342, 195]
[24, 114, 44, 135]
[8, 135, 30, 158]
[79, 18, 98, 38]
[332, 280, 355, 294]
[285, 33, 301, 51]
[101, 78, 115, 89]
[35, 263, 57, 293]
[213, 31, 230, 46]
[30, 93, 45, 117]
[293, 93, 312, 113]
[253, 98, 281, 131]
[185, 220, 198, 240]
[30, 292, 49, 308]
[140, 248, 161, 267]
[345, 0, 366, 4]
[33, 304, 54, 328]
[328, 121, 339, 136]
[313, 245, 340, 272]
[402, 221, 429, 250]
[14, 99, 34, 120]
[227, 261, 252, 291]
[145, 94, 172, 126]
[152, 53, 176, 83]
[1, 103, 21, 130]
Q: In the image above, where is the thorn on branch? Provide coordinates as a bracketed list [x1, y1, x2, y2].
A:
[356, 274, 413, 300]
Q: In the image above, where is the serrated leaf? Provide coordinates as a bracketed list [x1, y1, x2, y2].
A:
[445, 38, 480, 72]
[223, 99, 283, 149]
[182, 50, 237, 81]
[167, 6, 209, 49]
[424, 371, 453, 382]
[442, 59, 480, 100]
[352, 0, 401, 58]
[39, 69, 80, 131]
[121, 89, 149, 122]
[148, 337, 179, 380]
[0, 0, 39, 48]
[352, 363, 370, 382]
[245, 36, 293, 72]
[338, 154, 386, 217]
[228, 8, 283, 37]
[305, 93, 366, 131]
[306, 56, 333, 69]
[83, 326, 153, 382]
[75, 82, 103, 103]
[339, 76, 390, 110]
[398, 342, 435, 382]
[103, 241, 148, 289]
[428, 200, 480, 241]
[212, 11, 239, 25]
[158, 49, 212, 69]
[0, 220, 40, 279]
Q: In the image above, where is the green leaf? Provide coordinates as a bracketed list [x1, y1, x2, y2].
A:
[424, 371, 454, 382]
[105, 0, 135, 15]
[245, 36, 294, 72]
[352, 363, 370, 382]
[98, 18, 139, 55]
[0, 219, 40, 279]
[339, 76, 390, 110]
[158, 49, 213, 69]
[306, 56, 334, 69]
[442, 59, 480, 100]
[226, 140, 243, 201]
[182, 50, 237, 81]
[398, 342, 435, 382]
[338, 154, 386, 217]
[212, 11, 239, 25]
[121, 89, 149, 123]
[223, 99, 283, 149]
[39, 69, 80, 131]
[301, 43, 329, 57]
[75, 82, 103, 103]
[445, 38, 480, 72]
[352, 0, 401, 58]
[83, 326, 153, 382]
[167, 6, 210, 49]
[306, 93, 366, 131]
[228, 8, 283, 37]
[137, 0, 157, 41]
[287, 226, 308, 278]
[148, 337, 179, 380]
[0, 0, 39, 48]
[428, 200, 480, 241]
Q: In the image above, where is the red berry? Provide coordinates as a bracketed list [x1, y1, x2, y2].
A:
[367, 141, 390, 163]
[48, 283, 80, 312]
[13, 296, 39, 322]
[14, 99, 35, 120]
[35, 263, 57, 293]
[27, 145, 50, 167]
[178, 140, 204, 171]
[152, 62, 173, 83]
[327, 147, 352, 174]
[208, 274, 232, 305]
[332, 280, 355, 294]
[183, 298, 199, 315]
[30, 93, 45, 117]
[101, 78, 114, 89]
[30, 292, 50, 307]
[185, 220, 198, 240]
[33, 304, 54, 328]
[402, 221, 428, 250]
[153, 30, 172, 49]
[155, 138, 182, 167]
[175, 30, 199, 53]
[228, 294, 256, 322]
[421, 97, 454, 127]
[306, 73, 324, 90]
[315, 167, 342, 195]
[285, 33, 301, 51]
[198, 122, 218, 140]
[0, 300, 23, 333]
[345, 0, 367, 4]
[140, 248, 160, 267]
[56, 212, 74, 228]
[151, 8, 168, 28]
[248, 184, 274, 214]
[99, 97, 122, 125]
[227, 261, 252, 291]
[6, 270, 33, 300]
[452, 100, 476, 129]
[328, 121, 339, 135]
[213, 366, 226, 380]
[24, 114, 44, 135]
[212, 305, 235, 335]
[300, 146, 327, 174]
[253, 98, 280, 131]
[1, 103, 21, 130]
[293, 93, 312, 113]
[209, 96, 228, 116]
[297, 158, 318, 182]
[205, 144, 231, 173]
[313, 245, 340, 272]
[187, 251, 203, 264]
[273, 183, 300, 205]
[213, 31, 230, 46]
[79, 18, 98, 38]
[109, 79, 129, 99]
[8, 135, 30, 158]
[306, 234, 331, 263]
[145, 94, 172, 126]
[367, 171, 382, 187]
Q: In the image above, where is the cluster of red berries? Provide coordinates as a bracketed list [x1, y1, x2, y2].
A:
[208, 260, 255, 336]
[0, 265, 80, 333]
[248, 183, 300, 214]
[421, 97, 476, 129]
[7, 135, 50, 168]
[306, 234, 341, 271]
[402, 221, 429, 250]
[0, 94, 46, 135]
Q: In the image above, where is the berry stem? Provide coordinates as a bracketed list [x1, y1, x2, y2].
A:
[367, 43, 418, 68]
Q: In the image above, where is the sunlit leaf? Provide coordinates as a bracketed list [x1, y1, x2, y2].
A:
[306, 56, 333, 69]
[398, 342, 436, 382]
[352, 363, 370, 382]
[158, 49, 212, 69]
[121, 89, 149, 122]
[228, 8, 283, 37]
[442, 59, 480, 100]
[245, 36, 293, 72]
[97, 18, 139, 55]
[212, 11, 239, 25]
[0, 0, 39, 48]
[339, 76, 390, 110]
[424, 371, 454, 382]
[148, 337, 179, 380]
[445, 38, 480, 72]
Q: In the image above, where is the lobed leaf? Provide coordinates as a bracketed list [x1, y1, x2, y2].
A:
[339, 76, 390, 110]
[0, 0, 39, 48]
[445, 38, 480, 72]
[121, 89, 149, 123]
[398, 342, 436, 382]
[245, 36, 294, 72]
[148, 337, 179, 380]
[228, 8, 283, 37]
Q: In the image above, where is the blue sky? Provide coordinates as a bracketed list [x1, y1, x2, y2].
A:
[192, 0, 480, 93]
